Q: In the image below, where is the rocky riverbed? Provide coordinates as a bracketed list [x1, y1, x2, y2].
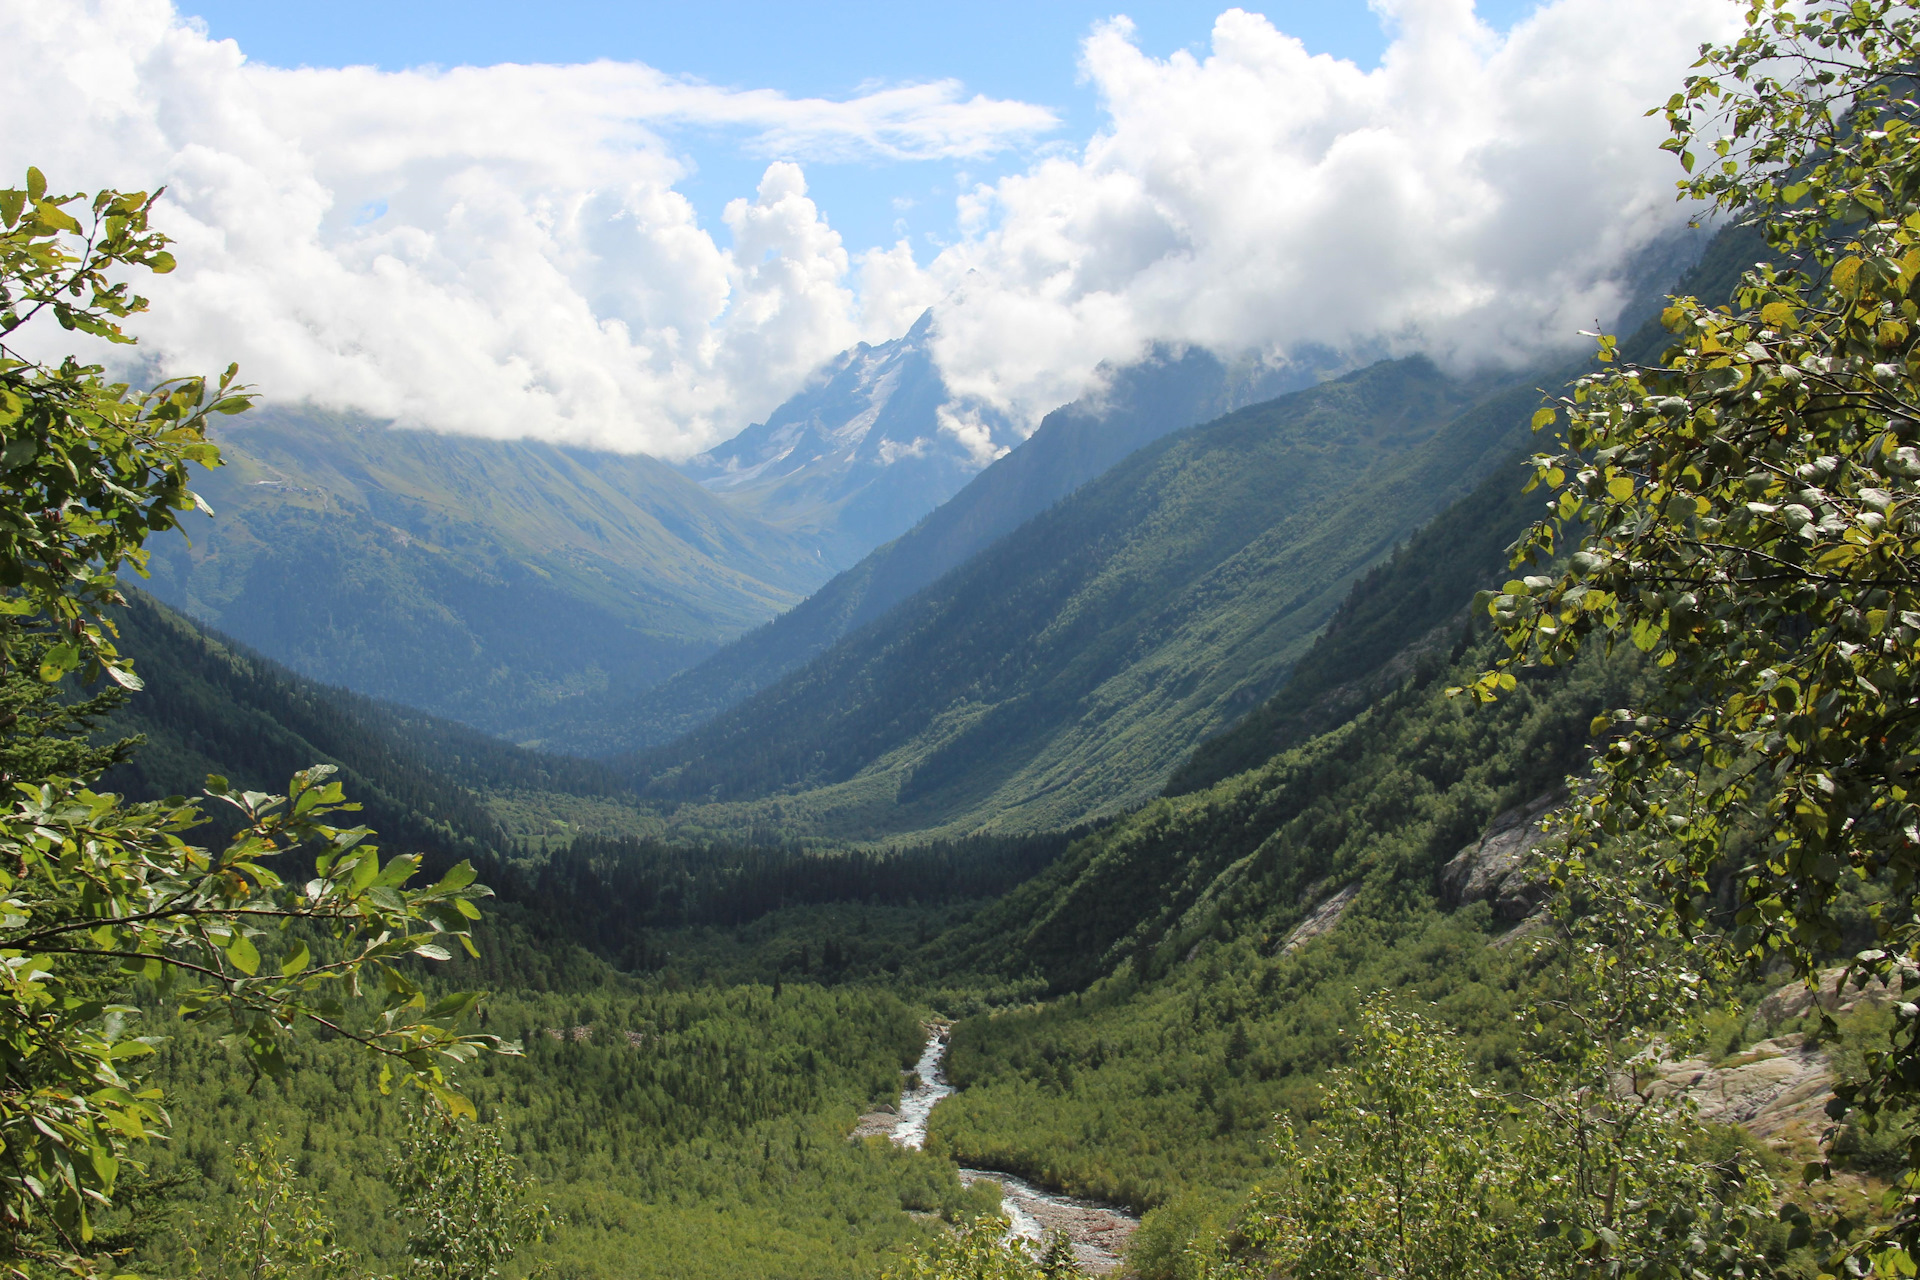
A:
[853, 1027, 1140, 1274]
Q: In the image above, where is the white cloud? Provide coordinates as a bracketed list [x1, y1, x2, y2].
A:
[908, 0, 1745, 426]
[0, 0, 1052, 454]
[0, 0, 1742, 455]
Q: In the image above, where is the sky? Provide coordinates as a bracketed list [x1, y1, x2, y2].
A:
[175, 1, 1549, 254]
[0, 0, 1742, 457]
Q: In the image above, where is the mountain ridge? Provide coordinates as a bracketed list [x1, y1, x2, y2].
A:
[139, 406, 833, 742]
[540, 344, 1324, 755]
[677, 309, 1019, 569]
[619, 354, 1535, 839]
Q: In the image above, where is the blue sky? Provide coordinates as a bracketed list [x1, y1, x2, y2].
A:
[179, 1, 1545, 255]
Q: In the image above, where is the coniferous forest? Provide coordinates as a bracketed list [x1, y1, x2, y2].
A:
[10, 5, 1920, 1280]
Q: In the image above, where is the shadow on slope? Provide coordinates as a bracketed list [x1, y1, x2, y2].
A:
[142, 407, 830, 741]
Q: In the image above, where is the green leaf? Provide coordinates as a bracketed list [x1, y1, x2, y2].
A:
[434, 860, 478, 892]
[431, 1084, 478, 1123]
[37, 641, 79, 683]
[34, 202, 81, 235]
[427, 990, 480, 1019]
[279, 941, 310, 977]
[226, 932, 260, 977]
[346, 851, 381, 894]
[1834, 256, 1864, 295]
[372, 854, 421, 889]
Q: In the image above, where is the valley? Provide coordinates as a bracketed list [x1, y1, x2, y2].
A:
[6, 5, 1914, 1276]
[76, 243, 1864, 1277]
[53, 207, 1834, 1279]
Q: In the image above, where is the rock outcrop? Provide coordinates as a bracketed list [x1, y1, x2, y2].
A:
[1635, 968, 1916, 1151]
[1640, 1034, 1836, 1143]
[1438, 791, 1562, 922]
[1756, 964, 1914, 1024]
[1276, 884, 1359, 956]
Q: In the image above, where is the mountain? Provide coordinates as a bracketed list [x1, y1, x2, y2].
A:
[100, 588, 635, 858]
[677, 310, 1021, 568]
[922, 455, 1592, 993]
[618, 354, 1540, 839]
[138, 407, 834, 741]
[1163, 220, 1766, 795]
[541, 343, 1321, 754]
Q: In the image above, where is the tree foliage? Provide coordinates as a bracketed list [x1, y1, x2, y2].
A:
[1231, 1000, 1521, 1280]
[387, 1111, 551, 1280]
[878, 1214, 1083, 1280]
[0, 169, 511, 1274]
[0, 636, 137, 788]
[186, 1135, 355, 1280]
[1468, 0, 1920, 1267]
[0, 168, 246, 688]
[1221, 996, 1774, 1280]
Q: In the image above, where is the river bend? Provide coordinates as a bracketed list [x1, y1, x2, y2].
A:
[885, 1028, 1138, 1274]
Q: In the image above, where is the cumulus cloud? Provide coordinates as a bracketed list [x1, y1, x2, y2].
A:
[0, 0, 1052, 454]
[912, 0, 1745, 425]
[0, 0, 1742, 454]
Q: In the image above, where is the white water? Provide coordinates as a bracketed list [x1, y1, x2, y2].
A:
[958, 1168, 1051, 1242]
[889, 1029, 954, 1150]
[888, 1029, 1138, 1273]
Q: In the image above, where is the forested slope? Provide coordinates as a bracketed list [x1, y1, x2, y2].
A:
[622, 356, 1537, 838]
[132, 908, 985, 1280]
[1165, 219, 1768, 794]
[538, 346, 1317, 755]
[101, 589, 634, 858]
[140, 407, 830, 741]
[921, 637, 1645, 1209]
[900, 219, 1782, 1224]
[102, 590, 1069, 980]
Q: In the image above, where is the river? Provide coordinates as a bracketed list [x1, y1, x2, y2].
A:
[885, 1028, 1139, 1274]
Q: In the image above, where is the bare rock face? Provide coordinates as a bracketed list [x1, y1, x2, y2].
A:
[1756, 965, 1914, 1024]
[1438, 792, 1562, 922]
[1276, 884, 1359, 956]
[1638, 1034, 1836, 1143]
[1631, 969, 1919, 1152]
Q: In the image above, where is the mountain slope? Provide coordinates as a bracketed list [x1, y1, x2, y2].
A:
[624, 355, 1536, 838]
[918, 638, 1643, 1216]
[140, 407, 833, 740]
[104, 589, 530, 867]
[544, 345, 1319, 755]
[1162, 220, 1770, 795]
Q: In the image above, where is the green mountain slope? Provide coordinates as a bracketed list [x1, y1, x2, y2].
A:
[540, 346, 1317, 755]
[1164, 220, 1770, 796]
[919, 641, 1643, 1216]
[101, 589, 574, 864]
[138, 407, 833, 740]
[901, 220, 1781, 1226]
[623, 356, 1544, 839]
[103, 590, 1059, 954]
